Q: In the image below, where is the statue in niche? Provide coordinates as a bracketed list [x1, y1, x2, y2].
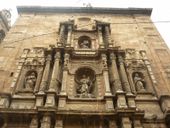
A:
[133, 73, 146, 92]
[80, 39, 90, 48]
[76, 74, 93, 98]
[24, 72, 37, 91]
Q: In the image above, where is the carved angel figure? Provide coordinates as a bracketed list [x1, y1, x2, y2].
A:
[77, 74, 92, 97]
[80, 40, 90, 48]
[24, 72, 37, 91]
[133, 73, 145, 92]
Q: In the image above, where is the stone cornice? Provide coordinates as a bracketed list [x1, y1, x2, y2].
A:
[17, 6, 152, 16]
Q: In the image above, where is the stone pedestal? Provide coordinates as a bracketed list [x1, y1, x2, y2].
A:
[0, 93, 10, 108]
[105, 96, 114, 110]
[127, 94, 136, 108]
[35, 93, 45, 107]
[117, 92, 128, 109]
[45, 91, 56, 107]
[58, 96, 67, 109]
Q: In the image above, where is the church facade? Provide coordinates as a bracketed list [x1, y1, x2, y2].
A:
[0, 6, 170, 128]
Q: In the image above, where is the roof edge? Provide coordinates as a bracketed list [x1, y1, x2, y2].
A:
[17, 6, 152, 16]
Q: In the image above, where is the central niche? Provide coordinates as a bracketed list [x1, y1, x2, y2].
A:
[75, 67, 95, 98]
[78, 36, 91, 49]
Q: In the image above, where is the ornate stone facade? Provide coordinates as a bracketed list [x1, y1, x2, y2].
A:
[0, 6, 170, 128]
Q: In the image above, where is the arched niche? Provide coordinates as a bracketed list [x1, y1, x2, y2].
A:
[23, 70, 37, 91]
[78, 36, 91, 49]
[74, 67, 96, 98]
[132, 72, 146, 92]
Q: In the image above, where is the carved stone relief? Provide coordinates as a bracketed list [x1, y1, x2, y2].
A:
[125, 50, 155, 93]
[15, 48, 45, 93]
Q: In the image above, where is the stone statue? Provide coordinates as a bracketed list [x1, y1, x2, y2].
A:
[80, 40, 90, 48]
[133, 73, 145, 92]
[24, 72, 37, 91]
[77, 75, 92, 97]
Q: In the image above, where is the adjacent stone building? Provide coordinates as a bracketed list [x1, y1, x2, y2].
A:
[0, 6, 170, 128]
[0, 9, 11, 43]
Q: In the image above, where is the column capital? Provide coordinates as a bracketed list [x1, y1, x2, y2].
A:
[54, 52, 61, 60]
[110, 52, 116, 60]
[67, 25, 72, 31]
[46, 54, 52, 62]
[118, 55, 124, 64]
[98, 25, 102, 31]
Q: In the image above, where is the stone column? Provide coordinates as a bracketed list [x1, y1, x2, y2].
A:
[98, 26, 104, 48]
[54, 119, 63, 128]
[40, 115, 51, 128]
[118, 55, 132, 94]
[36, 54, 51, 107]
[110, 52, 127, 108]
[48, 51, 61, 92]
[110, 53, 123, 92]
[101, 54, 114, 110]
[134, 120, 143, 128]
[59, 25, 65, 46]
[105, 25, 113, 47]
[121, 117, 132, 128]
[45, 51, 61, 107]
[39, 54, 51, 93]
[118, 55, 136, 108]
[102, 54, 111, 95]
[29, 116, 38, 128]
[66, 25, 72, 47]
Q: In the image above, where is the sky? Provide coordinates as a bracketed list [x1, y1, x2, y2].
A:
[0, 0, 170, 48]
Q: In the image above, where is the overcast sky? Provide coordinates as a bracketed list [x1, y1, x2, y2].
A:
[1, 0, 170, 48]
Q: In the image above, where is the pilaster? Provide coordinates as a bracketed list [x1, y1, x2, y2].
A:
[101, 53, 114, 110]
[66, 25, 72, 47]
[58, 53, 70, 109]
